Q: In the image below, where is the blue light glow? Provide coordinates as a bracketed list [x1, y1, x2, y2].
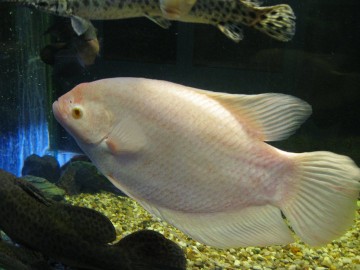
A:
[0, 9, 75, 176]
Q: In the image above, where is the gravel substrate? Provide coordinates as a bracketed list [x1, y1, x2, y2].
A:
[66, 193, 360, 270]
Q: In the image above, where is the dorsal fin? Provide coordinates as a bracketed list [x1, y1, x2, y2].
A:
[193, 89, 312, 141]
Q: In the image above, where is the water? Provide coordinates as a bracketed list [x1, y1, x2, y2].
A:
[0, 0, 359, 269]
[0, 8, 77, 175]
[0, 8, 50, 176]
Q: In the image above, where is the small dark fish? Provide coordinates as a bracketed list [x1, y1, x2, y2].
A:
[0, 0, 295, 42]
[0, 169, 186, 270]
[40, 19, 99, 67]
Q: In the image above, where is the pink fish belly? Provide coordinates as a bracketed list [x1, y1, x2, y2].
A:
[106, 139, 294, 214]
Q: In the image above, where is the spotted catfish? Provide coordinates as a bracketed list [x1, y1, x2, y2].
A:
[1, 0, 296, 42]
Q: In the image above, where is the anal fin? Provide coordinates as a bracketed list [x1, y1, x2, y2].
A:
[138, 200, 294, 248]
[217, 23, 244, 42]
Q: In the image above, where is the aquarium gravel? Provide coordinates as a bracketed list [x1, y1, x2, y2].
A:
[66, 193, 360, 270]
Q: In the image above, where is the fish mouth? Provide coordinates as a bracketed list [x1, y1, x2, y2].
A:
[52, 99, 67, 123]
[52, 100, 61, 121]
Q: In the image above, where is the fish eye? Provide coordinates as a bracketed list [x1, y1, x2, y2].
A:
[71, 107, 83, 119]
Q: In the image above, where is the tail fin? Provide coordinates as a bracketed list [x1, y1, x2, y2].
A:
[251, 4, 296, 41]
[280, 151, 360, 246]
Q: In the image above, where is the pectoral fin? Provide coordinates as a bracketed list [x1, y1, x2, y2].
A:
[145, 15, 171, 29]
[71, 16, 91, 35]
[105, 117, 147, 155]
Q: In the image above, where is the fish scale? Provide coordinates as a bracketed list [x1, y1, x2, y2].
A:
[71, 0, 250, 23]
[93, 81, 280, 213]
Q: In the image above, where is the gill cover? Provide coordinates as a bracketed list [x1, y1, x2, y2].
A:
[69, 102, 112, 145]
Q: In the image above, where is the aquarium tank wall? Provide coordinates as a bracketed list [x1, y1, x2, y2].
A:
[0, 0, 359, 269]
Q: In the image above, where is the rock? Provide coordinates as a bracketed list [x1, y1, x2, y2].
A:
[341, 257, 352, 264]
[60, 154, 91, 173]
[194, 258, 203, 266]
[242, 261, 251, 268]
[0, 169, 186, 270]
[20, 175, 66, 201]
[58, 161, 126, 195]
[21, 154, 60, 183]
[321, 256, 332, 267]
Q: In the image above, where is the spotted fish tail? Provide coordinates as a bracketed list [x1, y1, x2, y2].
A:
[215, 1, 295, 42]
[250, 4, 296, 41]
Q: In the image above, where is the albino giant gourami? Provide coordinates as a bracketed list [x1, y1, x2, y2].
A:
[52, 77, 360, 248]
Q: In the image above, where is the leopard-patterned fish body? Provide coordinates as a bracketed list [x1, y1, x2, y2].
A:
[3, 0, 296, 41]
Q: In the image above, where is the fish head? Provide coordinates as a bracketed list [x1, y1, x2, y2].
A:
[52, 82, 113, 146]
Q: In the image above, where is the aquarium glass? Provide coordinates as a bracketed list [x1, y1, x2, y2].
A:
[0, 0, 359, 269]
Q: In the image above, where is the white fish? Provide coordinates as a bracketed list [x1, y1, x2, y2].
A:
[52, 78, 360, 248]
